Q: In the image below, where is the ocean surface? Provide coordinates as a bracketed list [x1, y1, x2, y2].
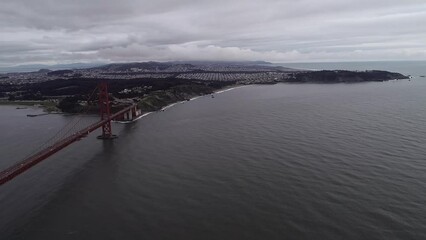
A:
[1, 61, 426, 239]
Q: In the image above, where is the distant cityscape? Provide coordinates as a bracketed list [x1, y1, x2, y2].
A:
[0, 61, 299, 85]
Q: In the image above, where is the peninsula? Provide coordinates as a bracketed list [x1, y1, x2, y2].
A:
[0, 61, 408, 113]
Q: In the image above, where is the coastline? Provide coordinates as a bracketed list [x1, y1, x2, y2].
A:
[214, 85, 247, 94]
[0, 100, 54, 106]
[0, 100, 59, 112]
[3, 68, 408, 119]
[1, 84, 247, 119]
[127, 84, 247, 123]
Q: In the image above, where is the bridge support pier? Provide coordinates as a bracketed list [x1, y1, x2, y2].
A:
[97, 81, 117, 140]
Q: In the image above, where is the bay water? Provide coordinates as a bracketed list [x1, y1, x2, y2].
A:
[1, 61, 426, 239]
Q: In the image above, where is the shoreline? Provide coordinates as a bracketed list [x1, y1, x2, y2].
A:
[3, 73, 409, 120]
[0, 100, 58, 113]
[1, 84, 248, 121]
[0, 100, 53, 106]
[127, 84, 247, 123]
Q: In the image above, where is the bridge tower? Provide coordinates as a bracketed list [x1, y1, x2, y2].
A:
[97, 81, 117, 139]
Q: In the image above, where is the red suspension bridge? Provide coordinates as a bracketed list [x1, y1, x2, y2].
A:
[0, 82, 141, 185]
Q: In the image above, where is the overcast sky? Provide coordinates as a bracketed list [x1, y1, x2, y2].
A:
[1, 0, 425, 66]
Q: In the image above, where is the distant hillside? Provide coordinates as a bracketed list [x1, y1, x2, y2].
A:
[0, 62, 105, 73]
[0, 61, 294, 74]
[95, 62, 197, 72]
[93, 61, 295, 72]
[169, 60, 273, 65]
[289, 70, 408, 83]
[47, 70, 74, 76]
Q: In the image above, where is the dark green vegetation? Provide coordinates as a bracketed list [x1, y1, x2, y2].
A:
[0, 77, 234, 113]
[56, 96, 83, 113]
[136, 84, 214, 112]
[289, 70, 408, 83]
[47, 70, 73, 76]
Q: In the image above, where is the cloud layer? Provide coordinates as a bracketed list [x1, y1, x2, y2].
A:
[1, 0, 425, 66]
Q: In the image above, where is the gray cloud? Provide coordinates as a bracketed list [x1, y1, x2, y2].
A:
[0, 0, 425, 66]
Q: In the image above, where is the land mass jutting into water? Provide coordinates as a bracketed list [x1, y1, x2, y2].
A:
[0, 61, 408, 114]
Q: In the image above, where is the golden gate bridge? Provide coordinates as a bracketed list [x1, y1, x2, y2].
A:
[0, 82, 141, 185]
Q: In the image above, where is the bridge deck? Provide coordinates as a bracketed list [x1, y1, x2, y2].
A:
[0, 104, 137, 185]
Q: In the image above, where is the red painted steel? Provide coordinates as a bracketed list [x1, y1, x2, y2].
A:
[98, 82, 113, 138]
[0, 104, 137, 186]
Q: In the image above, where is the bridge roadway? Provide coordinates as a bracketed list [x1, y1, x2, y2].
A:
[0, 104, 137, 185]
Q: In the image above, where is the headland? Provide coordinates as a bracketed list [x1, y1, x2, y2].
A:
[0, 61, 408, 114]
